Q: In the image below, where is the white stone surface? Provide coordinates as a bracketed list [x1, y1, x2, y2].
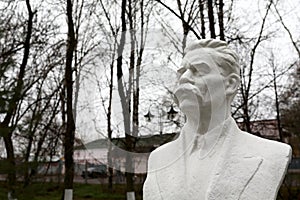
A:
[64, 189, 73, 200]
[126, 191, 136, 200]
[143, 39, 292, 200]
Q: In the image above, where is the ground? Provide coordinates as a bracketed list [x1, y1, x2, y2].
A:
[0, 179, 143, 200]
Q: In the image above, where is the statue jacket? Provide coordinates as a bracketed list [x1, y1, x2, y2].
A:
[143, 117, 292, 200]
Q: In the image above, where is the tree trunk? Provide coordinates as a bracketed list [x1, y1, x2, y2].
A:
[63, 0, 76, 199]
[2, 133, 16, 199]
[217, 0, 225, 40]
[116, 0, 135, 194]
[207, 0, 216, 38]
[199, 0, 206, 39]
[107, 54, 115, 191]
[132, 0, 144, 139]
[272, 59, 283, 142]
[23, 102, 39, 187]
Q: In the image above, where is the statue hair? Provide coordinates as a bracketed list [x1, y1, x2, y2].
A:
[184, 39, 240, 77]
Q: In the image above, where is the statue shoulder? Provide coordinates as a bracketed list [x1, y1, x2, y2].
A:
[238, 130, 292, 162]
[236, 131, 292, 199]
[147, 140, 178, 172]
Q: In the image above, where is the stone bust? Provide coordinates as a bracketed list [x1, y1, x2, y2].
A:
[143, 39, 292, 200]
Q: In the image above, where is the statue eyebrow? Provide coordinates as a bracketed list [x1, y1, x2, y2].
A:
[192, 62, 211, 73]
[177, 62, 211, 74]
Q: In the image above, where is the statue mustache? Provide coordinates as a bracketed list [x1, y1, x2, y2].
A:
[174, 83, 205, 100]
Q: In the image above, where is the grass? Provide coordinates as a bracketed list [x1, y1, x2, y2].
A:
[1, 178, 299, 200]
[0, 181, 143, 200]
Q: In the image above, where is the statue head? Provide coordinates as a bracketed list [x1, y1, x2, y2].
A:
[174, 39, 240, 117]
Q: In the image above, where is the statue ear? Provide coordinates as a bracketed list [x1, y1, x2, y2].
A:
[224, 73, 240, 96]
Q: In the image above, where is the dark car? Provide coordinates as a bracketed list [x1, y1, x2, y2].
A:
[81, 165, 107, 178]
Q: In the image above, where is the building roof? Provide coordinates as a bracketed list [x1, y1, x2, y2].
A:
[74, 133, 179, 153]
[237, 119, 284, 140]
[75, 138, 108, 150]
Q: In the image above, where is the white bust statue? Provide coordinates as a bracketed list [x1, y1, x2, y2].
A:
[143, 39, 292, 200]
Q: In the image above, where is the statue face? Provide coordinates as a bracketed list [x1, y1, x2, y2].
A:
[174, 49, 226, 113]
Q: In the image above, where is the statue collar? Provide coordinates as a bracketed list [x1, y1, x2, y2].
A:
[187, 117, 232, 158]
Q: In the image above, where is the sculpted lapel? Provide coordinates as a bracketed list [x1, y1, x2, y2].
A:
[206, 119, 263, 200]
[206, 156, 263, 200]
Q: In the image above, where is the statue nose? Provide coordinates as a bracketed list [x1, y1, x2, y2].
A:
[179, 69, 194, 84]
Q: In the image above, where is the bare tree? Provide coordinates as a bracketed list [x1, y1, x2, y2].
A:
[154, 0, 229, 59]
[95, 0, 153, 194]
[278, 63, 300, 199]
[0, 0, 34, 198]
[231, 0, 272, 132]
[96, 0, 119, 190]
[272, 2, 300, 58]
[270, 53, 283, 142]
[155, 0, 200, 54]
[280, 63, 300, 138]
[63, 0, 76, 199]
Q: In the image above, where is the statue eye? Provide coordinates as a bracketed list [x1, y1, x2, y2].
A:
[193, 63, 211, 76]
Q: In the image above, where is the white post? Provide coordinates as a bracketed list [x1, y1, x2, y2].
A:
[7, 191, 17, 200]
[126, 191, 136, 200]
[64, 189, 73, 200]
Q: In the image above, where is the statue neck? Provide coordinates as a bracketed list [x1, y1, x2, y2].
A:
[182, 105, 231, 143]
